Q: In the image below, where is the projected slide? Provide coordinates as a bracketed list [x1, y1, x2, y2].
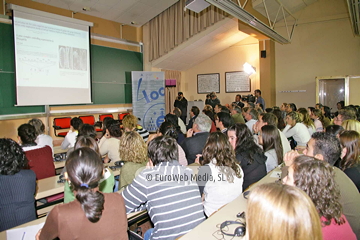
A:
[14, 17, 90, 89]
[13, 11, 92, 106]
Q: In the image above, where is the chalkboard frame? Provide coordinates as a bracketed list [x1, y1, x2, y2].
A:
[197, 73, 220, 94]
[225, 71, 251, 93]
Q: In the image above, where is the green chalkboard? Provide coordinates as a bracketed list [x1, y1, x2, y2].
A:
[91, 45, 143, 104]
[0, 23, 45, 115]
[0, 22, 143, 115]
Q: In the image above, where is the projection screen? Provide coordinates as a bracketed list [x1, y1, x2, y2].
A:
[11, 5, 93, 106]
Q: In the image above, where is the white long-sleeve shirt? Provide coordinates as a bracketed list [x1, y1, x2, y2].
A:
[282, 123, 311, 147]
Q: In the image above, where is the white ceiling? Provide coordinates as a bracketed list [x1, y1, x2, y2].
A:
[152, 18, 250, 71]
[32, 0, 178, 27]
[32, 0, 319, 71]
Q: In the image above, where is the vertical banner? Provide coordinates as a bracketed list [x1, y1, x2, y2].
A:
[132, 71, 165, 132]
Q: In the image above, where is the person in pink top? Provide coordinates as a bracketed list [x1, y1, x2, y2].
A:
[283, 155, 356, 240]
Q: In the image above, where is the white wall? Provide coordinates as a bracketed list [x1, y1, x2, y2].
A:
[275, 0, 360, 108]
[181, 37, 259, 106]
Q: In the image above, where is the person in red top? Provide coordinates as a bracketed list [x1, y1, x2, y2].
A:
[283, 155, 356, 240]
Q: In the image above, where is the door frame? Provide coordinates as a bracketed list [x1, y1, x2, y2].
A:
[315, 76, 350, 106]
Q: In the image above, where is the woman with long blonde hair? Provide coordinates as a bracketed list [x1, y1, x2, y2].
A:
[341, 119, 360, 133]
[119, 131, 147, 190]
[247, 183, 322, 240]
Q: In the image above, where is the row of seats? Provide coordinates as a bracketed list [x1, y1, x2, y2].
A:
[53, 113, 130, 137]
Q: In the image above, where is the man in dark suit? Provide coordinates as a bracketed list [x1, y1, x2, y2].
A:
[181, 113, 212, 165]
[233, 94, 244, 108]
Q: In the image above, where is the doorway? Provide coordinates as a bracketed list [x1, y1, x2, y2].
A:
[316, 76, 349, 113]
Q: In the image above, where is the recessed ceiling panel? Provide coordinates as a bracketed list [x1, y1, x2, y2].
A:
[33, 0, 179, 26]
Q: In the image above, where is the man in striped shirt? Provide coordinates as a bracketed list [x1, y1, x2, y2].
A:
[122, 136, 205, 240]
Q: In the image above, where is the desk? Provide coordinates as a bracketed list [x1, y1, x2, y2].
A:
[53, 146, 66, 155]
[54, 160, 65, 169]
[36, 176, 64, 200]
[180, 167, 282, 239]
[35, 164, 120, 200]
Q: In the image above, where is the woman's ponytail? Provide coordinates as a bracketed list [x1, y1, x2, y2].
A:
[66, 148, 105, 223]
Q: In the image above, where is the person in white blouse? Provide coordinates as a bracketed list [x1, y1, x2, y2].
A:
[196, 132, 243, 217]
[28, 118, 53, 155]
[61, 117, 83, 150]
[297, 108, 315, 136]
[98, 119, 121, 163]
[282, 112, 311, 148]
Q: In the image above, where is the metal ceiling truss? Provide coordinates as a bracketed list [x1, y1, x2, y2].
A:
[206, 0, 298, 43]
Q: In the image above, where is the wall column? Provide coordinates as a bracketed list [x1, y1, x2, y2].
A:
[259, 39, 276, 108]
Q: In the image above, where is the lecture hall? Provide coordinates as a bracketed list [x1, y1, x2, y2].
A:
[0, 0, 359, 239]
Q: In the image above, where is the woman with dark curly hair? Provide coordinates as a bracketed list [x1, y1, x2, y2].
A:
[227, 123, 266, 191]
[0, 138, 36, 231]
[283, 155, 356, 240]
[339, 130, 360, 191]
[196, 132, 243, 217]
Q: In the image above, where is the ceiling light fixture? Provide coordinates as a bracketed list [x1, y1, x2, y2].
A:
[205, 0, 291, 44]
[346, 0, 360, 36]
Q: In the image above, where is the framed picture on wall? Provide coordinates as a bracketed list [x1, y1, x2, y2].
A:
[197, 73, 220, 94]
[225, 71, 251, 93]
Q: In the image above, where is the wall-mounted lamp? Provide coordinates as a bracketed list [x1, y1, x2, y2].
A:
[243, 62, 256, 75]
